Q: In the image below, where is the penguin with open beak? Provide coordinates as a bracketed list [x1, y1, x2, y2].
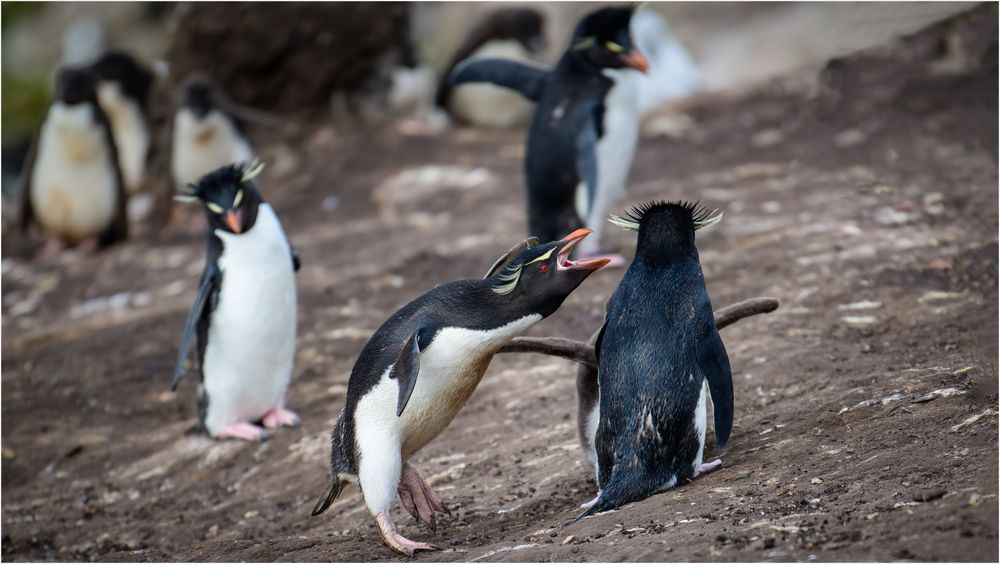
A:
[19, 67, 128, 257]
[449, 6, 648, 250]
[312, 230, 608, 556]
[573, 201, 732, 523]
[171, 160, 301, 441]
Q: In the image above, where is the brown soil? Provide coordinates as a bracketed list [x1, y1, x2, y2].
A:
[2, 8, 997, 563]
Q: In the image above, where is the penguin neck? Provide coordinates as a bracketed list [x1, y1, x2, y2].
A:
[633, 236, 700, 271]
[555, 50, 610, 84]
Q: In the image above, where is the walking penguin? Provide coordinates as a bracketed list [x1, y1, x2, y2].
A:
[312, 230, 609, 555]
[171, 161, 301, 441]
[449, 6, 647, 251]
[574, 201, 732, 522]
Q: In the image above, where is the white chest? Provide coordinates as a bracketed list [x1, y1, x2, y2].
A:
[171, 109, 254, 189]
[31, 104, 119, 242]
[354, 314, 542, 460]
[201, 205, 297, 427]
[98, 83, 149, 193]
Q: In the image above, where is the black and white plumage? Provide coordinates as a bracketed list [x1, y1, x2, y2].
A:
[435, 7, 546, 128]
[172, 161, 301, 442]
[574, 201, 731, 522]
[450, 6, 648, 245]
[312, 229, 608, 556]
[19, 67, 128, 250]
[90, 51, 155, 195]
[170, 75, 254, 194]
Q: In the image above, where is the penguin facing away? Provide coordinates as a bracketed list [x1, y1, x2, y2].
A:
[312, 230, 609, 555]
[436, 7, 547, 128]
[449, 6, 648, 246]
[574, 201, 732, 522]
[170, 74, 254, 193]
[171, 161, 301, 441]
[90, 51, 155, 195]
[19, 67, 128, 255]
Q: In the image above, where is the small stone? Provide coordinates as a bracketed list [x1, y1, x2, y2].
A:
[811, 478, 822, 484]
[562, 535, 574, 545]
[835, 128, 866, 147]
[244, 510, 259, 519]
[2, 447, 15, 460]
[752, 129, 784, 147]
[734, 471, 752, 480]
[865, 512, 879, 521]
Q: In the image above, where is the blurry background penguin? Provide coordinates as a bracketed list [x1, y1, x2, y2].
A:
[169, 74, 254, 194]
[89, 51, 158, 222]
[435, 7, 548, 128]
[573, 8, 703, 261]
[172, 161, 301, 442]
[18, 67, 129, 259]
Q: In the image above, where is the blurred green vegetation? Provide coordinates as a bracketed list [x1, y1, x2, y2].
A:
[2, 2, 50, 143]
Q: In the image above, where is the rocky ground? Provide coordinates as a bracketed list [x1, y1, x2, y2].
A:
[2, 7, 997, 563]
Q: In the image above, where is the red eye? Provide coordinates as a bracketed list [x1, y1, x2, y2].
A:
[539, 264, 549, 273]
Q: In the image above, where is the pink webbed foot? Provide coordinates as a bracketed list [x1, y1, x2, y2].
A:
[261, 407, 300, 429]
[397, 463, 450, 531]
[697, 458, 723, 476]
[216, 421, 269, 442]
[375, 512, 439, 556]
[36, 238, 66, 261]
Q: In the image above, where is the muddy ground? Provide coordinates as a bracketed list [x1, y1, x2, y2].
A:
[2, 9, 998, 563]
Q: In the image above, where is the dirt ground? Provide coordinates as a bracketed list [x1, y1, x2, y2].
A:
[2, 8, 997, 563]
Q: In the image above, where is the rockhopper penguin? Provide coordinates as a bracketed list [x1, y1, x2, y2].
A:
[90, 51, 155, 195]
[170, 74, 254, 194]
[574, 201, 732, 522]
[19, 67, 128, 256]
[312, 230, 609, 555]
[171, 161, 301, 441]
[449, 6, 648, 248]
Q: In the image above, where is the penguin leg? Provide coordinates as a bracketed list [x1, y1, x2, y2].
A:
[696, 459, 723, 476]
[216, 421, 269, 442]
[580, 491, 602, 509]
[397, 463, 448, 530]
[261, 407, 300, 429]
[375, 512, 439, 556]
[36, 238, 66, 260]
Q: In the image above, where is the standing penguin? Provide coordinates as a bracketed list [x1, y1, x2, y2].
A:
[450, 6, 647, 247]
[19, 67, 128, 256]
[312, 230, 609, 555]
[170, 74, 254, 193]
[574, 201, 731, 522]
[171, 161, 300, 441]
[90, 51, 155, 195]
[435, 7, 547, 128]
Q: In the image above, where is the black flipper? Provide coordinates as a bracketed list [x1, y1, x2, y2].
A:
[700, 329, 733, 448]
[171, 263, 220, 390]
[17, 135, 38, 234]
[576, 110, 600, 219]
[311, 477, 346, 516]
[94, 97, 129, 247]
[291, 247, 301, 272]
[449, 58, 548, 102]
[391, 329, 423, 416]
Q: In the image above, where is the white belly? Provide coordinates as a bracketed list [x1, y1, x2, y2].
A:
[202, 205, 296, 433]
[171, 109, 254, 189]
[98, 84, 149, 194]
[450, 41, 537, 128]
[354, 314, 542, 461]
[31, 104, 119, 243]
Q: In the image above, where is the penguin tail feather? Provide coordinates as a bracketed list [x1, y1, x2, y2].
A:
[311, 478, 344, 516]
[567, 466, 670, 526]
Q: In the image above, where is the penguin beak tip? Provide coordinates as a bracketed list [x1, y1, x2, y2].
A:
[623, 50, 649, 73]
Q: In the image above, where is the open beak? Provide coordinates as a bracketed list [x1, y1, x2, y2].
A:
[556, 228, 611, 271]
[225, 210, 242, 233]
[621, 50, 649, 73]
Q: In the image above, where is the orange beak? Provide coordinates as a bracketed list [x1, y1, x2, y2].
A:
[621, 50, 649, 73]
[557, 228, 611, 271]
[225, 210, 242, 233]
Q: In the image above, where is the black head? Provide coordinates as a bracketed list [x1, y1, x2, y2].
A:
[483, 8, 546, 53]
[90, 51, 154, 106]
[180, 73, 219, 119]
[484, 229, 609, 318]
[179, 161, 265, 234]
[610, 200, 722, 261]
[569, 6, 648, 73]
[54, 67, 100, 106]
